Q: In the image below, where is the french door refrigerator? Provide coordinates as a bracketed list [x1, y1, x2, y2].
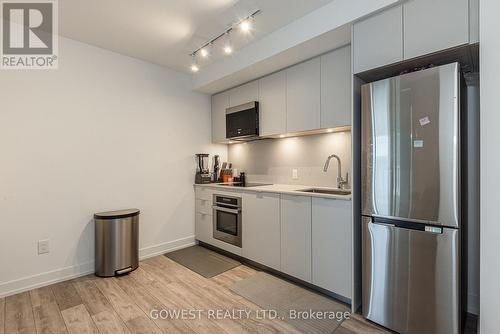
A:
[361, 63, 462, 334]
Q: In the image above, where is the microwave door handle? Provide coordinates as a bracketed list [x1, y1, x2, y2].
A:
[213, 206, 241, 214]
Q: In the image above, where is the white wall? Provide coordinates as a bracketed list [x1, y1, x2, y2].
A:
[228, 132, 351, 188]
[0, 37, 227, 297]
[480, 0, 500, 332]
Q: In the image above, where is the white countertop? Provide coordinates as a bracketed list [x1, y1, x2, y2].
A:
[194, 183, 351, 201]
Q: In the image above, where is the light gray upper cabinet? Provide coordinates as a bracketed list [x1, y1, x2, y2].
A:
[353, 5, 403, 74]
[312, 198, 352, 298]
[286, 58, 321, 133]
[403, 0, 470, 59]
[259, 71, 287, 137]
[211, 91, 229, 143]
[320, 46, 351, 129]
[281, 195, 312, 282]
[242, 192, 281, 270]
[229, 81, 259, 107]
[469, 0, 479, 44]
[212, 48, 354, 138]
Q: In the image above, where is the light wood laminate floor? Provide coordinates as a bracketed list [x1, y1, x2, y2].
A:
[0, 255, 389, 334]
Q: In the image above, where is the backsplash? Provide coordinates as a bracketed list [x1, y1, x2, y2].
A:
[228, 131, 351, 188]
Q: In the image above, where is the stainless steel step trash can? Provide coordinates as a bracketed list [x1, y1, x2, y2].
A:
[94, 209, 140, 277]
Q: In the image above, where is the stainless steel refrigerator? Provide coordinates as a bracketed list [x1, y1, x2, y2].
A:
[361, 63, 462, 334]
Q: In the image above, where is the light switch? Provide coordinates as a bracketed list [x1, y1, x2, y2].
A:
[292, 169, 298, 180]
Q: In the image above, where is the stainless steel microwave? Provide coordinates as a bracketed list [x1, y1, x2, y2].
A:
[226, 101, 259, 140]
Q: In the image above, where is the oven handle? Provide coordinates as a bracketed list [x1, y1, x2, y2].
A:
[214, 202, 240, 208]
[213, 206, 241, 214]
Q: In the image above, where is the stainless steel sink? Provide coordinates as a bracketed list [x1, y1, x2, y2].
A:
[298, 188, 351, 195]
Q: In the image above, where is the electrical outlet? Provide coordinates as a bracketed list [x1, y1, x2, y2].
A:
[292, 169, 298, 180]
[38, 240, 50, 255]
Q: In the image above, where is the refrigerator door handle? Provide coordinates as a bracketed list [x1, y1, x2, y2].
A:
[372, 214, 439, 226]
[371, 216, 446, 233]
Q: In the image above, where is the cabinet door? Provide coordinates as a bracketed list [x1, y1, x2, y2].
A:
[281, 195, 312, 282]
[259, 71, 287, 137]
[312, 198, 352, 298]
[242, 192, 281, 270]
[469, 0, 479, 44]
[403, 0, 469, 59]
[353, 5, 403, 73]
[195, 212, 213, 244]
[211, 91, 229, 143]
[195, 187, 213, 201]
[321, 46, 351, 129]
[286, 58, 321, 133]
[229, 81, 259, 107]
[195, 198, 212, 216]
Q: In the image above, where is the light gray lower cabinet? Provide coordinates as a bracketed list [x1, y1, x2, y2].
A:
[280, 195, 312, 282]
[195, 212, 212, 244]
[242, 192, 281, 270]
[195, 187, 213, 244]
[195, 187, 213, 201]
[312, 198, 352, 298]
[320, 46, 351, 129]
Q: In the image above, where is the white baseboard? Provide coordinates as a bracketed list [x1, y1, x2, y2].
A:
[468, 293, 479, 315]
[139, 236, 195, 260]
[0, 261, 95, 299]
[0, 235, 195, 298]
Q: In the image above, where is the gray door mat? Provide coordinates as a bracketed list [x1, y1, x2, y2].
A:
[165, 245, 241, 278]
[230, 271, 350, 334]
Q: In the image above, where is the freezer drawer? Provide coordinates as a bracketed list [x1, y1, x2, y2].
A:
[362, 217, 459, 334]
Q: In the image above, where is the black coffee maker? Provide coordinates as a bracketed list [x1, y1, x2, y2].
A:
[195, 154, 211, 184]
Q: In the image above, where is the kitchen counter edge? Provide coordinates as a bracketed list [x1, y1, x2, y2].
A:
[193, 183, 352, 201]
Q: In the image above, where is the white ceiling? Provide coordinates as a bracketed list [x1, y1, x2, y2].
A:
[59, 0, 335, 73]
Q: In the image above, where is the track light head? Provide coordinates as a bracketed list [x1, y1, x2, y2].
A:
[190, 54, 199, 72]
[240, 19, 251, 32]
[223, 32, 233, 54]
[200, 44, 211, 58]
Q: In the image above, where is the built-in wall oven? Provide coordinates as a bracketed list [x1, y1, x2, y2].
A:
[212, 194, 242, 247]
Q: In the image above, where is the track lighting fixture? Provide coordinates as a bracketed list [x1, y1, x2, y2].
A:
[188, 9, 261, 72]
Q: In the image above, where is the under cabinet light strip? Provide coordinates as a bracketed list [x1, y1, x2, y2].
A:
[189, 9, 261, 57]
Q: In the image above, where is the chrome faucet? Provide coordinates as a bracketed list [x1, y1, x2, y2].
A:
[323, 154, 349, 189]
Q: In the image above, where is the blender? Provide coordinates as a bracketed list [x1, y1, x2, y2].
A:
[195, 154, 211, 184]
